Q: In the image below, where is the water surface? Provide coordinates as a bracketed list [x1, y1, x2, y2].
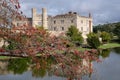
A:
[0, 48, 120, 80]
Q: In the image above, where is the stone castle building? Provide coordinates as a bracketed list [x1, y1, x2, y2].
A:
[14, 8, 93, 38]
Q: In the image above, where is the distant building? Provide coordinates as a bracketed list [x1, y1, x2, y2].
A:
[14, 8, 93, 38]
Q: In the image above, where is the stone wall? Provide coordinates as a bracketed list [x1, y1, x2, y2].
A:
[42, 8, 48, 29]
[32, 8, 42, 27]
[48, 13, 77, 32]
[13, 8, 93, 38]
[76, 15, 92, 38]
[48, 12, 92, 37]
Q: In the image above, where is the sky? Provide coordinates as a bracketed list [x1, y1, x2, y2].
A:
[19, 0, 120, 25]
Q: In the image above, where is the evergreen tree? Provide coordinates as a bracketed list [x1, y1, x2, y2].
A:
[66, 25, 83, 45]
[114, 23, 120, 40]
[87, 33, 101, 49]
[101, 31, 111, 43]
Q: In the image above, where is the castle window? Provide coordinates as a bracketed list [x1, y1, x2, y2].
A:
[81, 20, 83, 24]
[61, 20, 64, 23]
[54, 20, 56, 24]
[81, 27, 83, 31]
[17, 23, 20, 26]
[61, 27, 64, 31]
[17, 23, 21, 26]
[38, 22, 41, 25]
[71, 20, 74, 23]
[54, 27, 56, 31]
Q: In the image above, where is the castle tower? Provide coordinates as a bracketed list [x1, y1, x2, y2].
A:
[42, 8, 48, 29]
[88, 13, 93, 32]
[32, 8, 36, 27]
[89, 13, 91, 18]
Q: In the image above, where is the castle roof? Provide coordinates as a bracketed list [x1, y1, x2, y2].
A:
[52, 12, 91, 19]
[27, 18, 32, 21]
[53, 12, 77, 18]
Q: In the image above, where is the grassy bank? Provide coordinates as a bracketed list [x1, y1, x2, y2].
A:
[99, 43, 120, 49]
[0, 56, 10, 59]
[0, 56, 23, 59]
[76, 47, 90, 52]
[2, 43, 119, 59]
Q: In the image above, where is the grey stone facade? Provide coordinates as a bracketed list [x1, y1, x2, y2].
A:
[14, 8, 93, 38]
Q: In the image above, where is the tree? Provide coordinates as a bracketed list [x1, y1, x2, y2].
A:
[0, 0, 75, 58]
[7, 58, 30, 74]
[0, 1, 102, 79]
[101, 31, 111, 43]
[100, 49, 110, 58]
[87, 33, 101, 49]
[66, 25, 83, 45]
[0, 0, 25, 28]
[113, 23, 120, 40]
[93, 23, 116, 34]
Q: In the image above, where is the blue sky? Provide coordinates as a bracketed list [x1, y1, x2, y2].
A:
[19, 0, 120, 25]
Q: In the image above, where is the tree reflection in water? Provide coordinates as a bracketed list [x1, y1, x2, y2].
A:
[0, 49, 101, 80]
[32, 58, 47, 78]
[7, 58, 31, 74]
[100, 49, 111, 58]
[112, 47, 120, 54]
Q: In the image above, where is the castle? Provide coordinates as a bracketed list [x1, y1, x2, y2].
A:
[14, 8, 93, 38]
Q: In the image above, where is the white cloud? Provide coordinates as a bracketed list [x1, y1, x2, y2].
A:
[19, 0, 120, 25]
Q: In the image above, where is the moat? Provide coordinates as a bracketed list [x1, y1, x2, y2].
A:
[0, 48, 120, 80]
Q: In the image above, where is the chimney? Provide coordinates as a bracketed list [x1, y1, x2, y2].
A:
[89, 13, 91, 18]
[73, 12, 77, 14]
[68, 11, 72, 14]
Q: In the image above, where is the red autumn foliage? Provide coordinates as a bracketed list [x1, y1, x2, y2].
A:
[0, 0, 101, 79]
[0, 0, 25, 28]
[0, 48, 5, 52]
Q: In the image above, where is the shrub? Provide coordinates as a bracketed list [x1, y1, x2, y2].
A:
[114, 24, 120, 40]
[66, 25, 83, 45]
[87, 33, 101, 49]
[100, 31, 111, 43]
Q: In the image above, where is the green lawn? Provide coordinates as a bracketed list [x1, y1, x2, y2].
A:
[0, 56, 10, 59]
[99, 43, 120, 49]
[76, 47, 90, 52]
